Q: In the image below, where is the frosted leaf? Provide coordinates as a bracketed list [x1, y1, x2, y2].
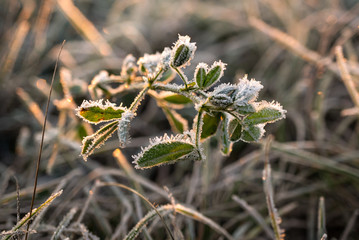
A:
[158, 92, 192, 106]
[76, 99, 126, 124]
[132, 131, 199, 169]
[195, 61, 226, 89]
[241, 124, 265, 142]
[121, 54, 137, 77]
[228, 118, 242, 142]
[118, 111, 135, 147]
[160, 47, 172, 71]
[234, 75, 263, 104]
[170, 35, 197, 68]
[219, 114, 233, 156]
[81, 121, 118, 161]
[243, 101, 286, 125]
[89, 71, 109, 88]
[209, 83, 238, 109]
[137, 52, 162, 79]
[201, 112, 221, 140]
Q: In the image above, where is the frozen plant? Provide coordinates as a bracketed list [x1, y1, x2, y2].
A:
[75, 35, 286, 169]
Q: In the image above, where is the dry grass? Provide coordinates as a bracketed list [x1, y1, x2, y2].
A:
[1, 0, 359, 239]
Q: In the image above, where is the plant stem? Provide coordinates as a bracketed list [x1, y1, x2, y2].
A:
[172, 65, 188, 89]
[128, 68, 164, 113]
[196, 90, 208, 98]
[129, 86, 150, 113]
[151, 83, 202, 104]
[195, 108, 204, 160]
[150, 68, 163, 84]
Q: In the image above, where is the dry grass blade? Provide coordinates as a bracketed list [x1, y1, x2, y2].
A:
[50, 208, 77, 240]
[263, 136, 284, 240]
[232, 195, 274, 239]
[75, 180, 99, 225]
[317, 197, 326, 240]
[56, 0, 113, 57]
[335, 46, 359, 113]
[96, 181, 175, 240]
[0, 20, 30, 79]
[25, 40, 66, 240]
[340, 209, 359, 240]
[248, 17, 359, 77]
[1, 190, 63, 240]
[14, 176, 20, 223]
[174, 204, 235, 240]
[16, 88, 52, 128]
[270, 141, 359, 180]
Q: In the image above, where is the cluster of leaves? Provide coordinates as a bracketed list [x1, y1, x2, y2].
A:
[75, 35, 286, 169]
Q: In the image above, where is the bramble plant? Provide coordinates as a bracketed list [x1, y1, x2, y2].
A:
[75, 35, 286, 169]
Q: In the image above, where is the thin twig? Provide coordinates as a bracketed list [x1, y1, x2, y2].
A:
[335, 46, 359, 113]
[25, 40, 66, 240]
[248, 17, 359, 77]
[263, 136, 284, 240]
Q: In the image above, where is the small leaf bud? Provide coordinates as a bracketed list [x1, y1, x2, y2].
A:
[171, 35, 197, 68]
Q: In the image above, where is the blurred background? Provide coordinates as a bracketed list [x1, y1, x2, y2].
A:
[1, 0, 359, 239]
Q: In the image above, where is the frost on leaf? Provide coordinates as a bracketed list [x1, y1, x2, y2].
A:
[234, 75, 263, 104]
[76, 99, 126, 124]
[243, 101, 286, 125]
[159, 92, 192, 105]
[81, 121, 118, 161]
[137, 52, 162, 79]
[219, 114, 232, 156]
[133, 132, 199, 169]
[228, 118, 242, 142]
[209, 83, 237, 109]
[121, 54, 137, 77]
[160, 47, 172, 71]
[117, 111, 134, 147]
[200, 112, 221, 140]
[170, 35, 197, 68]
[195, 61, 226, 89]
[241, 124, 265, 143]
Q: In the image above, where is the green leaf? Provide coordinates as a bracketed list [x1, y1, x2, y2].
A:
[201, 112, 221, 140]
[204, 65, 221, 88]
[241, 124, 264, 142]
[77, 123, 90, 140]
[228, 118, 242, 142]
[235, 103, 256, 115]
[195, 61, 225, 89]
[243, 103, 285, 125]
[172, 44, 190, 68]
[219, 114, 232, 156]
[161, 93, 191, 105]
[134, 141, 197, 169]
[162, 107, 188, 133]
[76, 100, 126, 124]
[195, 65, 207, 88]
[81, 121, 118, 160]
[158, 69, 174, 82]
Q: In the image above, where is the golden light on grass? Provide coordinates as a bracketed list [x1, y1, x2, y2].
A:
[56, 0, 114, 57]
[335, 45, 359, 115]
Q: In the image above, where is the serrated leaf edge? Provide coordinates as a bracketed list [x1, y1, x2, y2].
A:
[81, 121, 118, 161]
[132, 131, 197, 168]
[75, 99, 127, 125]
